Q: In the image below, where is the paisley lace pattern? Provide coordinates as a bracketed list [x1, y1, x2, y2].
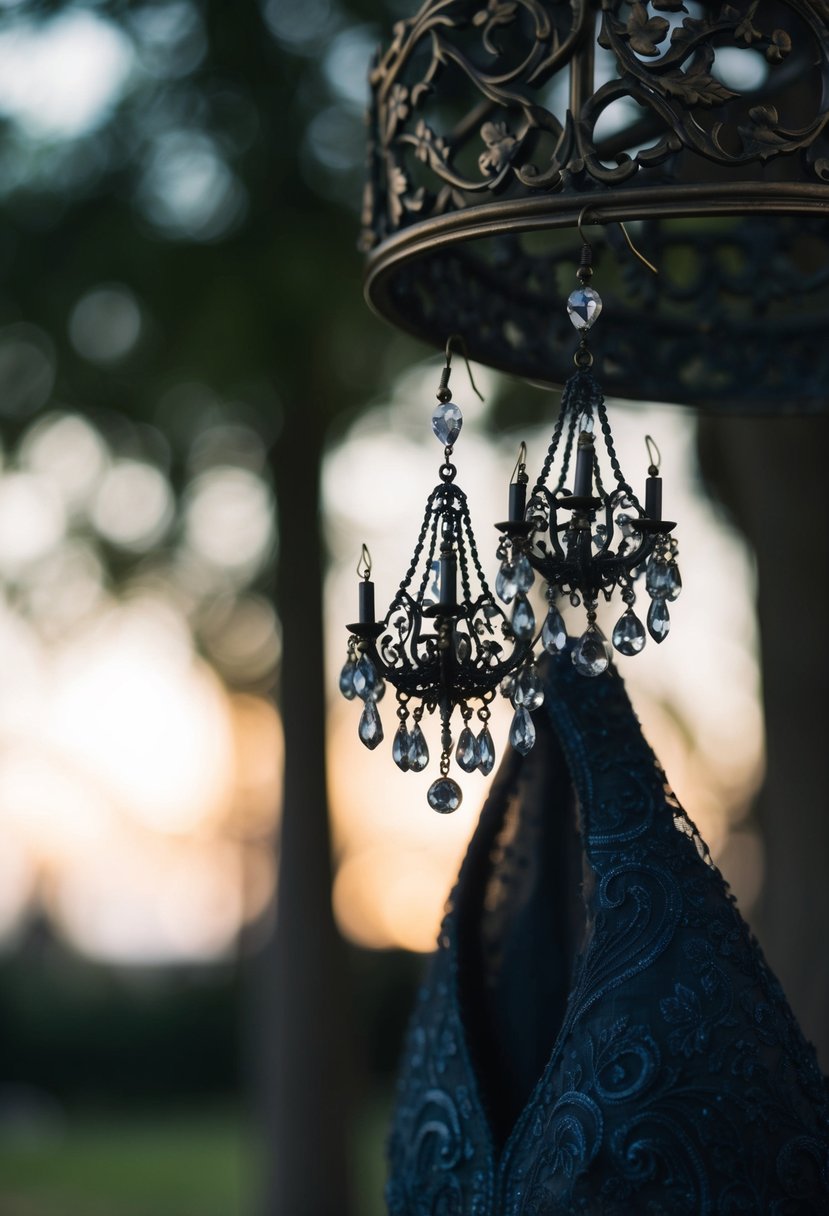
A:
[386, 653, 829, 1215]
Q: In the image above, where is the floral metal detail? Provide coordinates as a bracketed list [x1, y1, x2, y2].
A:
[362, 0, 829, 248]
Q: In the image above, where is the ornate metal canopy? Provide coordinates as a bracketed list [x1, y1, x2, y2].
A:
[361, 1, 829, 410]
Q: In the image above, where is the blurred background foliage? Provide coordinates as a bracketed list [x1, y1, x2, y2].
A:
[0, 2, 825, 1215]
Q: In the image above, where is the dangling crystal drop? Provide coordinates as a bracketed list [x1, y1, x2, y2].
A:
[496, 561, 518, 604]
[567, 286, 602, 330]
[339, 659, 357, 699]
[542, 606, 567, 654]
[612, 610, 646, 657]
[427, 777, 462, 813]
[646, 558, 672, 599]
[513, 553, 534, 593]
[456, 726, 479, 773]
[358, 698, 384, 749]
[572, 627, 610, 677]
[511, 594, 535, 640]
[647, 597, 671, 643]
[477, 727, 495, 776]
[431, 400, 463, 446]
[513, 664, 544, 710]
[509, 706, 536, 755]
[666, 562, 682, 602]
[392, 724, 411, 771]
[353, 653, 378, 700]
[408, 723, 429, 771]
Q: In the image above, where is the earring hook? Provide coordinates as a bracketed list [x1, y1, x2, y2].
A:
[576, 207, 658, 276]
[644, 434, 661, 473]
[445, 334, 484, 402]
[357, 543, 372, 580]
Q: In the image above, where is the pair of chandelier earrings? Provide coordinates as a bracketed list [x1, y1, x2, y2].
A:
[340, 219, 681, 812]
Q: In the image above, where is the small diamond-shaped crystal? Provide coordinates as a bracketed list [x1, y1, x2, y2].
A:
[511, 594, 535, 640]
[477, 727, 495, 776]
[431, 400, 463, 446]
[408, 724, 429, 771]
[509, 706, 536, 755]
[358, 698, 384, 749]
[513, 554, 534, 593]
[647, 597, 670, 643]
[542, 606, 567, 654]
[513, 664, 544, 710]
[392, 724, 411, 771]
[567, 287, 602, 330]
[339, 659, 357, 699]
[456, 726, 479, 773]
[496, 561, 518, 604]
[427, 777, 462, 813]
[353, 654, 378, 700]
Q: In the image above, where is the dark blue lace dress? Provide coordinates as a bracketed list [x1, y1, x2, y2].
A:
[386, 652, 829, 1214]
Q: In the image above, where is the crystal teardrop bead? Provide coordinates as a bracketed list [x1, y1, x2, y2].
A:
[612, 610, 646, 657]
[511, 594, 535, 640]
[456, 726, 479, 773]
[431, 400, 463, 446]
[572, 627, 610, 677]
[353, 653, 378, 700]
[666, 562, 682, 602]
[427, 777, 462, 813]
[513, 553, 534, 593]
[392, 724, 411, 771]
[647, 597, 671, 643]
[500, 671, 516, 699]
[513, 664, 544, 710]
[495, 561, 518, 604]
[477, 727, 495, 776]
[408, 724, 429, 771]
[567, 286, 602, 330]
[339, 659, 357, 699]
[509, 706, 536, 755]
[646, 558, 672, 599]
[455, 633, 470, 663]
[542, 606, 567, 654]
[358, 698, 383, 749]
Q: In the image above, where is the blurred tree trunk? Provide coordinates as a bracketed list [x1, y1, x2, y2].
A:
[698, 414, 829, 1070]
[256, 394, 355, 1215]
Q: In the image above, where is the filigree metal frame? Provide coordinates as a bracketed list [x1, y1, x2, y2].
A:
[362, 0, 829, 409]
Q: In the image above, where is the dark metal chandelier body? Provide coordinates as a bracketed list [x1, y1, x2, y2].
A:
[361, 0, 829, 409]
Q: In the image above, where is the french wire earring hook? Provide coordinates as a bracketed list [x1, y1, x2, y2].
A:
[576, 206, 659, 276]
[645, 434, 661, 475]
[443, 334, 484, 402]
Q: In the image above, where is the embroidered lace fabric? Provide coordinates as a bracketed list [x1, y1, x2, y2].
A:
[386, 653, 829, 1215]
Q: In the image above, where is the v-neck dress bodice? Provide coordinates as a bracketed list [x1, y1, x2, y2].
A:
[386, 654, 829, 1215]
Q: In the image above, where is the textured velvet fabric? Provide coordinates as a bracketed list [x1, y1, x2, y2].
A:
[386, 652, 829, 1214]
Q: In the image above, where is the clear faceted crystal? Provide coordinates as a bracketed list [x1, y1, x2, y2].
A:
[666, 562, 682, 602]
[567, 286, 602, 330]
[456, 726, 480, 773]
[353, 654, 378, 700]
[511, 594, 535, 640]
[572, 627, 610, 677]
[408, 724, 429, 771]
[495, 560, 518, 604]
[339, 659, 357, 699]
[647, 597, 671, 643]
[612, 610, 646, 656]
[500, 671, 517, 699]
[427, 777, 462, 813]
[542, 606, 567, 654]
[513, 553, 534, 593]
[392, 724, 411, 771]
[431, 400, 463, 446]
[358, 698, 383, 749]
[477, 727, 495, 776]
[509, 706, 536, 755]
[513, 664, 544, 710]
[646, 558, 673, 599]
